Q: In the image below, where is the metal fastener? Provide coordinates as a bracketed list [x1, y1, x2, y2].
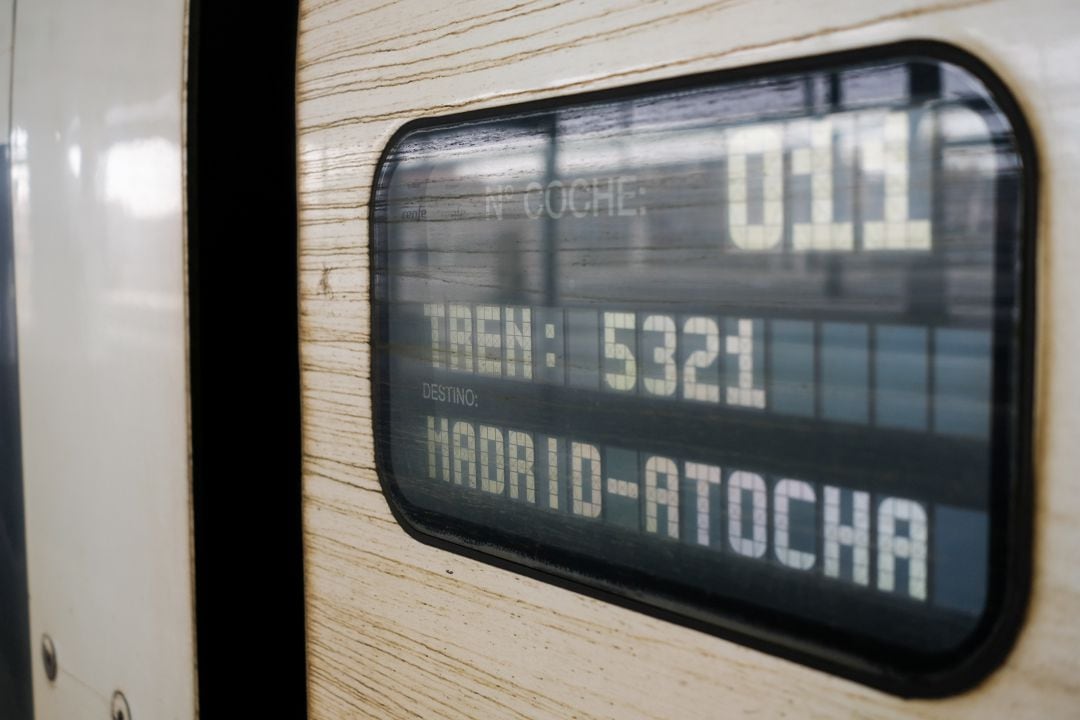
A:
[111, 690, 131, 720]
[41, 635, 57, 682]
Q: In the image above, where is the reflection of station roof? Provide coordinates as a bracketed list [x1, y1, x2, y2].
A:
[390, 101, 995, 186]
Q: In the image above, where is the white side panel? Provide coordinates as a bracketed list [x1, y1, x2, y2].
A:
[11, 0, 195, 718]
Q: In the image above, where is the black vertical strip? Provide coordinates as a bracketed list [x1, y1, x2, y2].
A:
[542, 117, 559, 306]
[812, 320, 823, 420]
[561, 307, 569, 387]
[186, 4, 307, 718]
[926, 325, 936, 434]
[827, 72, 842, 111]
[0, 143, 32, 720]
[868, 324, 877, 427]
[763, 319, 773, 413]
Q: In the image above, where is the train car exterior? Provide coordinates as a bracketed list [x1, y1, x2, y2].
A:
[1, 0, 1078, 718]
[296, 0, 1078, 717]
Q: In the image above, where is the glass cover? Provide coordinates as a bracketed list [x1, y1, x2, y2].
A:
[371, 48, 1030, 686]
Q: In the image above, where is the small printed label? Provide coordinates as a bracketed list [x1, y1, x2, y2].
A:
[422, 381, 478, 408]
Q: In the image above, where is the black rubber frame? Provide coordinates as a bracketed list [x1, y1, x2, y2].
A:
[368, 40, 1037, 698]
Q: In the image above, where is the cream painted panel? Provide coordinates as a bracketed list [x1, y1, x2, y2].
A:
[298, 1, 1079, 717]
[12, 0, 195, 718]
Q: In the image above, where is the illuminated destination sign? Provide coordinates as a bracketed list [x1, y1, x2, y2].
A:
[371, 46, 1032, 694]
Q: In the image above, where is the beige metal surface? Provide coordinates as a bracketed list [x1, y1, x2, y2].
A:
[297, 1, 1080, 717]
[12, 0, 196, 717]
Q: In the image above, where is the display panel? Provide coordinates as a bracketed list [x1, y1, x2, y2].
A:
[371, 46, 1032, 693]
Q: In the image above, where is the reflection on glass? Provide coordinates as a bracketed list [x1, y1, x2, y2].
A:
[373, 53, 1028, 662]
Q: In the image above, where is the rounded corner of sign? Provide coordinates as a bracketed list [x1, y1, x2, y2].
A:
[884, 561, 1033, 699]
[370, 447, 428, 542]
[898, 38, 1037, 157]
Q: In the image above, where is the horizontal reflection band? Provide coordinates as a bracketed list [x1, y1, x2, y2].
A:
[406, 412, 986, 612]
[405, 302, 991, 440]
[386, 102, 1001, 254]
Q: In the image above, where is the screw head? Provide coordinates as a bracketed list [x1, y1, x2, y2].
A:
[41, 634, 57, 682]
[111, 690, 131, 720]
